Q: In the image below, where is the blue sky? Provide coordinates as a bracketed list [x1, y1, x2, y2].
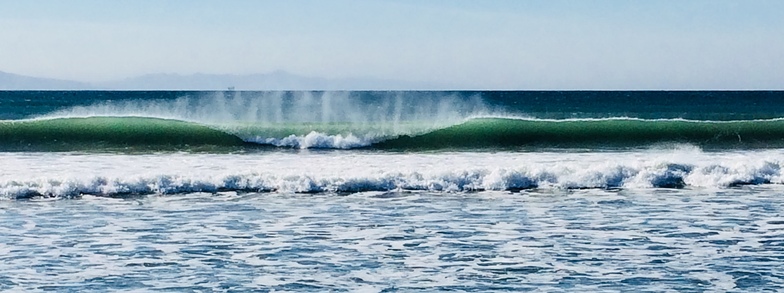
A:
[1, 0, 782, 89]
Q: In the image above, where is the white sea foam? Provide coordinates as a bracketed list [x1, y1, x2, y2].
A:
[3, 172, 779, 292]
[1, 148, 783, 198]
[259, 131, 371, 149]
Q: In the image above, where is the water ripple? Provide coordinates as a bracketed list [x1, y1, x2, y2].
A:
[1, 188, 783, 291]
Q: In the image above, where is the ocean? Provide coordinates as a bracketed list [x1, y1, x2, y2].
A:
[1, 90, 783, 292]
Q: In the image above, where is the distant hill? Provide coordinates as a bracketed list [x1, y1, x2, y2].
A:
[0, 71, 90, 90]
[0, 70, 436, 90]
[95, 71, 434, 90]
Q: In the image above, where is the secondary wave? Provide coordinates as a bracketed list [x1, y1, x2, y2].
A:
[2, 155, 781, 199]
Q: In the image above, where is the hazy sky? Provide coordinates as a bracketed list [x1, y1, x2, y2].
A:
[1, 0, 782, 89]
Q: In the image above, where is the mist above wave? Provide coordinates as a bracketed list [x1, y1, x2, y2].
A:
[41, 91, 487, 136]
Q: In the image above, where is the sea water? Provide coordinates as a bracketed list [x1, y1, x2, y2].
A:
[1, 91, 783, 291]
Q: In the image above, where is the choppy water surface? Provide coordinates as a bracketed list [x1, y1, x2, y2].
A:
[2, 188, 783, 292]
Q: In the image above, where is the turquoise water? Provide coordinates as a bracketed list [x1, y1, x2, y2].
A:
[1, 91, 783, 291]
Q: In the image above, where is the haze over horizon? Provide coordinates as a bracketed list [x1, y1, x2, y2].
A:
[1, 0, 782, 90]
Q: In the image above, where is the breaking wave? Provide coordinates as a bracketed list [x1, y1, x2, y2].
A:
[3, 116, 784, 151]
[2, 157, 782, 199]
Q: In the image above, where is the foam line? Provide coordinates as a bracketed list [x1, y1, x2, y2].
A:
[2, 156, 781, 199]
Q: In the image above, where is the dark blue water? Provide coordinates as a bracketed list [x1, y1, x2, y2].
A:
[2, 90, 783, 120]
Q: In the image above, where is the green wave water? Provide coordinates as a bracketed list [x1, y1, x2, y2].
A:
[377, 117, 784, 150]
[2, 116, 784, 152]
[0, 117, 248, 152]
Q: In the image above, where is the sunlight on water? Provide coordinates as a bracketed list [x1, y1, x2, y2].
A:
[1, 188, 782, 291]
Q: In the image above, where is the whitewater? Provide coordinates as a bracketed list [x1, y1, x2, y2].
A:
[2, 90, 784, 291]
[2, 147, 784, 199]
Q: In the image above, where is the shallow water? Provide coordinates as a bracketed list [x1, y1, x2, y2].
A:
[2, 188, 783, 292]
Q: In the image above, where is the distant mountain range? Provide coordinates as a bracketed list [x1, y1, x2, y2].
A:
[0, 70, 436, 90]
[0, 71, 90, 90]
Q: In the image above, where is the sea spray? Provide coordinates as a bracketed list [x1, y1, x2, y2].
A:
[40, 91, 488, 139]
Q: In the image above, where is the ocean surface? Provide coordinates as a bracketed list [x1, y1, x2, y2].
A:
[1, 90, 784, 292]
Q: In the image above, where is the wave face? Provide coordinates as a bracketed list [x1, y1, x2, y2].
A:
[1, 148, 782, 199]
[376, 117, 784, 150]
[0, 117, 247, 151]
